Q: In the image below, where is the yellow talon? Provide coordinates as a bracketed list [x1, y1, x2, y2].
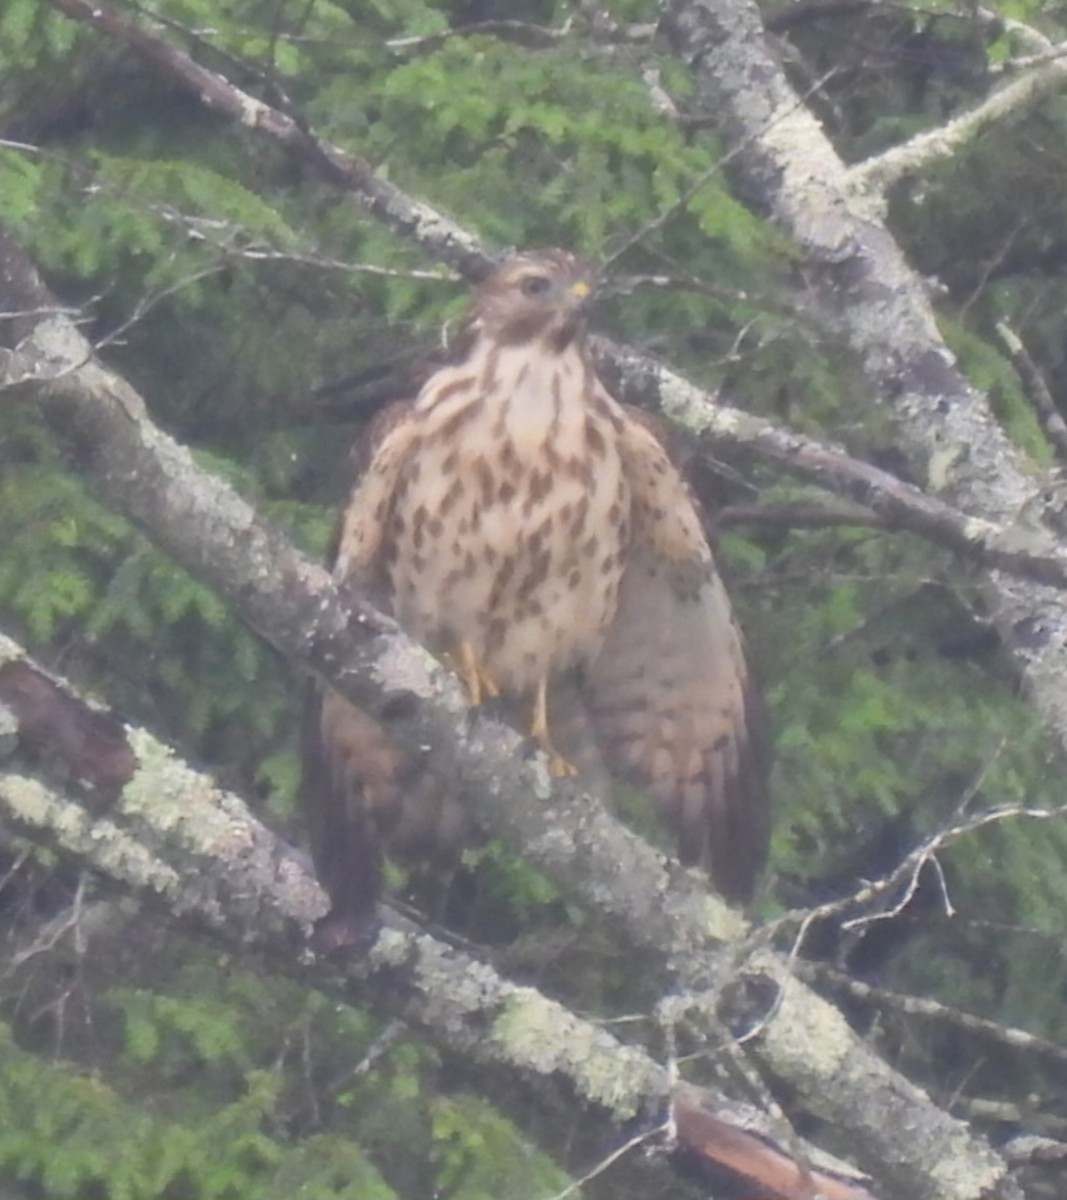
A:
[457, 641, 500, 707]
[530, 678, 578, 778]
[547, 752, 579, 779]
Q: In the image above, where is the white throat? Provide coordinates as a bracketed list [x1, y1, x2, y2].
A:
[487, 338, 587, 449]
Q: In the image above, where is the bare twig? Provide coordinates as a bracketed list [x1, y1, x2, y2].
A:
[601, 68, 839, 273]
[93, 261, 225, 352]
[798, 963, 1067, 1069]
[1, 138, 455, 287]
[38, 0, 1067, 602]
[996, 320, 1067, 463]
[386, 18, 572, 52]
[0, 638, 879, 1200]
[958, 220, 1027, 322]
[44, 0, 491, 279]
[662, 984, 818, 1200]
[540, 1120, 670, 1200]
[781, 798, 1067, 967]
[8, 873, 90, 969]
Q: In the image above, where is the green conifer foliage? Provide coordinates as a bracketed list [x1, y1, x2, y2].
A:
[4, 0, 1067, 1193]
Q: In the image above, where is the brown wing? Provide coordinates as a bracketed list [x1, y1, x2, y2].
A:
[302, 683, 469, 925]
[303, 400, 468, 926]
[583, 410, 770, 903]
[301, 685, 391, 922]
[333, 399, 418, 596]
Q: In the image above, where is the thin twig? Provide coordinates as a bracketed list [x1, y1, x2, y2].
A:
[387, 18, 571, 52]
[996, 320, 1067, 463]
[798, 962, 1067, 1068]
[541, 1120, 670, 1200]
[40, 0, 1067, 604]
[601, 68, 839, 272]
[773, 740, 1061, 964]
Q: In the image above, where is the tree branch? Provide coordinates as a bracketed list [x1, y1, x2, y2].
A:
[36, 0, 1067, 612]
[847, 49, 1067, 197]
[34, 0, 1067, 605]
[601, 341, 1067, 590]
[0, 224, 1017, 1200]
[799, 963, 1067, 1071]
[0, 634, 877, 1200]
[42, 0, 490, 279]
[658, 0, 1067, 815]
[995, 321, 1067, 464]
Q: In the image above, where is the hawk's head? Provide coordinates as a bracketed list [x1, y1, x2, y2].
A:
[463, 250, 595, 350]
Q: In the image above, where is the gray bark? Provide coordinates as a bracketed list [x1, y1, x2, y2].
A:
[658, 0, 1067, 759]
[0, 230, 1015, 1199]
[9, 0, 1066, 1193]
[0, 633, 874, 1200]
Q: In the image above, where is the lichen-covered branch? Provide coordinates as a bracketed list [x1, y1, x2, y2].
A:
[42, 0, 489, 280]
[33, 0, 1067, 608]
[658, 0, 1067, 797]
[0, 636, 877, 1200]
[0, 226, 740, 964]
[847, 51, 1067, 197]
[0, 232, 1018, 1200]
[996, 321, 1067, 464]
[602, 342, 1067, 591]
[799, 962, 1067, 1070]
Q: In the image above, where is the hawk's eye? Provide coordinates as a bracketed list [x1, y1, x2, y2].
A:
[520, 275, 552, 298]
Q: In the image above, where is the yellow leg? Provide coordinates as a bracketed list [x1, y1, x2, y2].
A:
[457, 641, 500, 707]
[530, 677, 578, 778]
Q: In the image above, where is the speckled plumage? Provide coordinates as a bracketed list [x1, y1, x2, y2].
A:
[310, 250, 770, 916]
[337, 308, 630, 691]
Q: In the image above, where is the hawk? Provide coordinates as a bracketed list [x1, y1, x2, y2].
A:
[305, 250, 769, 922]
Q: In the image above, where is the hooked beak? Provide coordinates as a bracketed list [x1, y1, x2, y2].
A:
[566, 278, 593, 312]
